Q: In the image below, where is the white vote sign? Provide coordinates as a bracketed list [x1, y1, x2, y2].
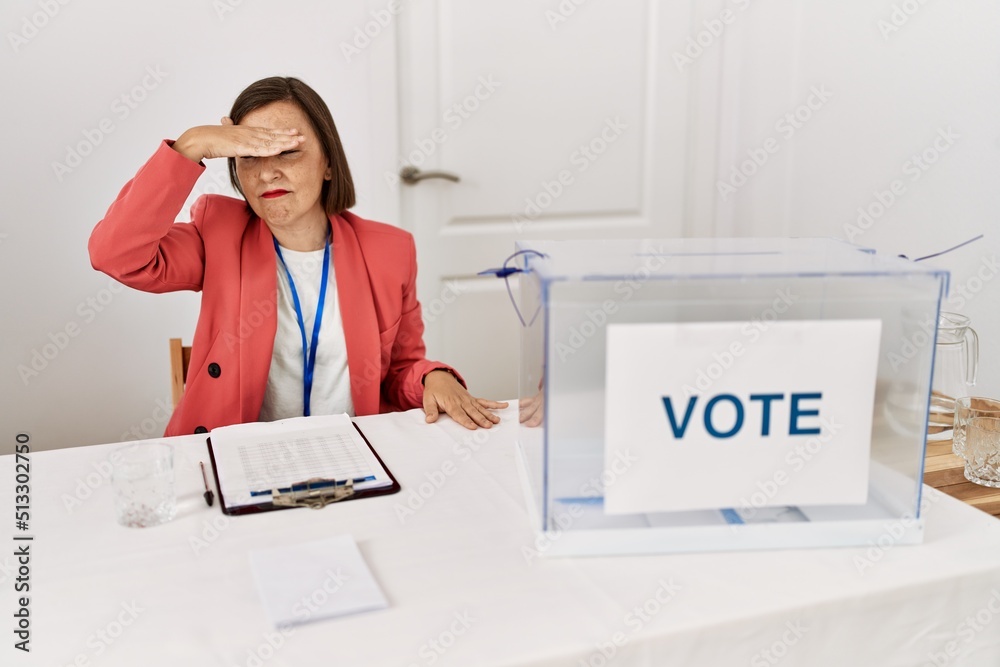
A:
[603, 319, 882, 515]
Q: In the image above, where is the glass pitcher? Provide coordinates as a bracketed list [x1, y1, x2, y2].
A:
[927, 312, 979, 441]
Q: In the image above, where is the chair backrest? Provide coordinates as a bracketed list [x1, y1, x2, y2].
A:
[169, 338, 193, 408]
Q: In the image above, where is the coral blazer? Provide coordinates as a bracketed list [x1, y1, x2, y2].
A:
[89, 141, 462, 436]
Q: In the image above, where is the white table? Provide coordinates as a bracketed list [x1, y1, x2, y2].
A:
[4, 405, 1000, 667]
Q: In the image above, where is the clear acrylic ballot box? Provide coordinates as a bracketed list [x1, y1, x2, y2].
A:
[513, 238, 948, 556]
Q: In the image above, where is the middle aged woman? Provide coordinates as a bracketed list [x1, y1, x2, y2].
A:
[89, 76, 507, 436]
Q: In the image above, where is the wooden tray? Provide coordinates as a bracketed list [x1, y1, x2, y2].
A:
[924, 439, 1000, 517]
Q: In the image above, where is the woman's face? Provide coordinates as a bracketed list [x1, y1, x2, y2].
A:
[235, 100, 331, 231]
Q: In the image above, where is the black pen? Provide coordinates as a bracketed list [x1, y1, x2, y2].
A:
[200, 461, 215, 507]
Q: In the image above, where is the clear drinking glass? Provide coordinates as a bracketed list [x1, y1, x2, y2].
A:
[953, 397, 1000, 458]
[928, 312, 979, 441]
[112, 443, 177, 527]
[961, 416, 1000, 487]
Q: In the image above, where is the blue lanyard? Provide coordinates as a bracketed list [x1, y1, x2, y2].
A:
[273, 233, 331, 417]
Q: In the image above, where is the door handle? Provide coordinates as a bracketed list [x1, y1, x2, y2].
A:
[399, 165, 461, 185]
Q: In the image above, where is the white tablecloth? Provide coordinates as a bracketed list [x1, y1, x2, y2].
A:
[4, 405, 1000, 666]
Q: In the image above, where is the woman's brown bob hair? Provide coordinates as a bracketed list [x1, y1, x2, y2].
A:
[227, 76, 356, 216]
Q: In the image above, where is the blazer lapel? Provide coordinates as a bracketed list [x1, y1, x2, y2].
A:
[330, 213, 380, 415]
[239, 216, 278, 422]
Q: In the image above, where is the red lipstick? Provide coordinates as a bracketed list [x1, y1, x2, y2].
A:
[261, 189, 289, 199]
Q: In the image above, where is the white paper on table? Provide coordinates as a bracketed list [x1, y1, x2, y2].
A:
[209, 414, 393, 510]
[249, 535, 389, 628]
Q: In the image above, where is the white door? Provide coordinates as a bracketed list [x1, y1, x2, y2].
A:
[395, 0, 708, 400]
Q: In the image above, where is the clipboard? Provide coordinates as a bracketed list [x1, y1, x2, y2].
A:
[206, 420, 401, 516]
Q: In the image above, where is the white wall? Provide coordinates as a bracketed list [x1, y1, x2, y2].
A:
[703, 1, 1000, 398]
[0, 0, 398, 452]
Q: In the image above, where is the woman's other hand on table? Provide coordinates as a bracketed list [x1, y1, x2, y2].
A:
[422, 370, 508, 430]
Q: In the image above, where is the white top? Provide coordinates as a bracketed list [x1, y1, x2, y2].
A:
[258, 244, 355, 421]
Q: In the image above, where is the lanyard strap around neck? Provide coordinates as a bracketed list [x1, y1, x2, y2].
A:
[273, 233, 331, 417]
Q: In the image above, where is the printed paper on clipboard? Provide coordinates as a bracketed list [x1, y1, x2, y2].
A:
[206, 414, 400, 515]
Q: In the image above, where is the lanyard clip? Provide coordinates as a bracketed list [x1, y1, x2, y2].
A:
[478, 249, 547, 327]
